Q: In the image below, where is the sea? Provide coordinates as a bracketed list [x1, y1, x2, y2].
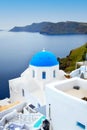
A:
[0, 31, 87, 99]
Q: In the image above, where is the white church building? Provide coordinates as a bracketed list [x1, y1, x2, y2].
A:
[9, 49, 66, 107]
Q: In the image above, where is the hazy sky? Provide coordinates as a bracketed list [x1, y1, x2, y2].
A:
[0, 0, 87, 29]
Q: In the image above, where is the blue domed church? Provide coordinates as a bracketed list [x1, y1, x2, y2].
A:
[29, 49, 59, 81]
[9, 49, 66, 106]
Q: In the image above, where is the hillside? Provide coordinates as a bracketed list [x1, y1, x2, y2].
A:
[59, 43, 87, 72]
[10, 21, 87, 35]
[10, 22, 50, 32]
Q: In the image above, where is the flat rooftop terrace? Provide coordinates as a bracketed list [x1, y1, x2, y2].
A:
[64, 88, 87, 100]
[0, 101, 20, 112]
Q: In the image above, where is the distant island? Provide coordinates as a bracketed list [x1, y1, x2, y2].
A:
[59, 43, 87, 72]
[10, 21, 87, 35]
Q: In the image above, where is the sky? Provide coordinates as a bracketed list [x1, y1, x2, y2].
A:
[0, 0, 87, 29]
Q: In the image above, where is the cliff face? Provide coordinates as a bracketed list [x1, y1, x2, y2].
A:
[59, 43, 87, 72]
[10, 22, 50, 32]
[40, 21, 87, 34]
[10, 21, 87, 35]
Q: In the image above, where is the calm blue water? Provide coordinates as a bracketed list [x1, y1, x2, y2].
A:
[0, 31, 87, 99]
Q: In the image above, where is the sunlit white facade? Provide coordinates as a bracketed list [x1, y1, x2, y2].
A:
[46, 78, 87, 130]
[9, 49, 66, 107]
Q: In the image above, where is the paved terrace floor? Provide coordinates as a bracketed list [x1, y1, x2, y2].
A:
[64, 88, 87, 99]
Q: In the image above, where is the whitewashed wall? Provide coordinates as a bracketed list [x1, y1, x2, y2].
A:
[29, 65, 59, 82]
[45, 78, 87, 130]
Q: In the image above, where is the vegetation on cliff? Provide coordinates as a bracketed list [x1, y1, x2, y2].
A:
[58, 43, 87, 72]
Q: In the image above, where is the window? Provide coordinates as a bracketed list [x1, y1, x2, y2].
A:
[10, 87, 12, 91]
[42, 72, 46, 79]
[53, 70, 56, 78]
[22, 89, 25, 97]
[32, 70, 35, 78]
[76, 122, 85, 129]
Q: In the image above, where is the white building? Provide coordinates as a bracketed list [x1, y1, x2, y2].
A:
[9, 49, 66, 107]
[70, 65, 87, 79]
[46, 77, 87, 130]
